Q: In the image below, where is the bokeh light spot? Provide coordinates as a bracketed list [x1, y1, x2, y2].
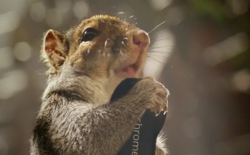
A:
[13, 42, 32, 62]
[0, 70, 28, 100]
[29, 2, 46, 22]
[73, 1, 89, 20]
[45, 8, 63, 28]
[149, 0, 172, 11]
[0, 47, 14, 69]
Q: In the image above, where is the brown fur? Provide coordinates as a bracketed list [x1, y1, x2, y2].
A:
[30, 14, 169, 155]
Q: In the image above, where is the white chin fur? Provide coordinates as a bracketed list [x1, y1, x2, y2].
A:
[156, 132, 168, 154]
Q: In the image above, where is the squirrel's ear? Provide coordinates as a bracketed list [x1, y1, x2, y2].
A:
[42, 29, 68, 70]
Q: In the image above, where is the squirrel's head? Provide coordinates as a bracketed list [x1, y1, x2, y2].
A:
[42, 15, 150, 94]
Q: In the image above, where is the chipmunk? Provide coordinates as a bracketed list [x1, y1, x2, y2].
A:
[30, 14, 169, 155]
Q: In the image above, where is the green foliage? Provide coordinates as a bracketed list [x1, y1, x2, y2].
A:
[230, 50, 250, 69]
[190, 0, 229, 23]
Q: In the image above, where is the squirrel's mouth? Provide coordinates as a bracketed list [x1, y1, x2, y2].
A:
[114, 49, 146, 78]
[115, 64, 138, 78]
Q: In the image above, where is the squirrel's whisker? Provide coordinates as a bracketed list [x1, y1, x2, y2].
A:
[129, 15, 134, 19]
[148, 21, 166, 34]
[87, 47, 90, 54]
[104, 38, 109, 48]
[121, 41, 125, 46]
[120, 49, 124, 56]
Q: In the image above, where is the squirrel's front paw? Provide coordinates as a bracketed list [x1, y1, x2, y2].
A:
[133, 77, 169, 115]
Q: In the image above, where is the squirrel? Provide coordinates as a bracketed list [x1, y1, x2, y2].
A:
[30, 14, 169, 155]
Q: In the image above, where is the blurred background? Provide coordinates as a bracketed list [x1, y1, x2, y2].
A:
[0, 0, 250, 155]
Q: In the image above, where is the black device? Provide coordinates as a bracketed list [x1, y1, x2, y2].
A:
[110, 78, 166, 155]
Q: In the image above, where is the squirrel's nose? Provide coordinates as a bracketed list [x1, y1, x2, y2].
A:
[133, 30, 150, 49]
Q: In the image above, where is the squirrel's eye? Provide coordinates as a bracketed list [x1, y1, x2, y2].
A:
[80, 28, 99, 42]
